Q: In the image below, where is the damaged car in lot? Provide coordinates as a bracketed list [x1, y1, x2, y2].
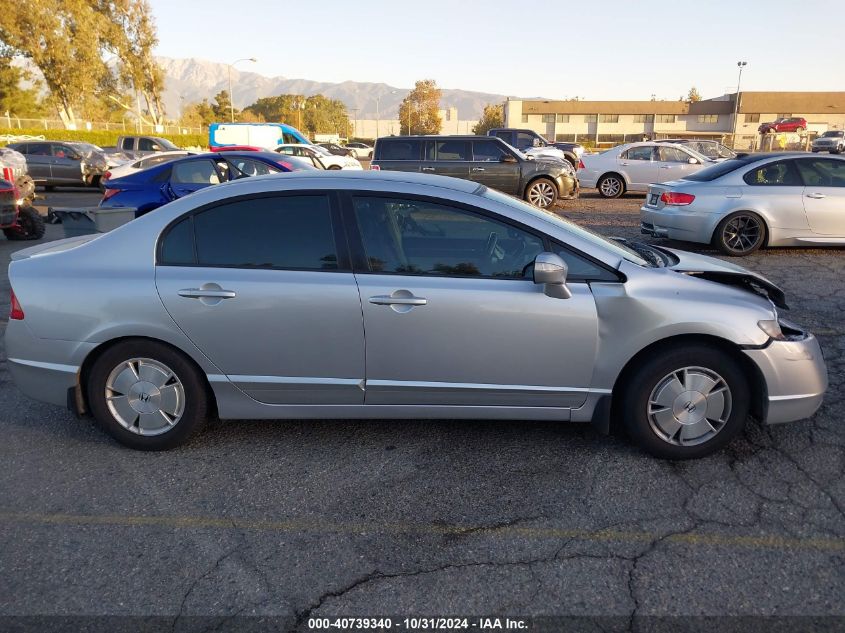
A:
[5, 171, 826, 459]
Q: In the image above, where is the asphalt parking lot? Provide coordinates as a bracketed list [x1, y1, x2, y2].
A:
[0, 187, 842, 630]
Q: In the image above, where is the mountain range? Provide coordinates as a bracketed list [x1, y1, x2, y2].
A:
[159, 57, 518, 121]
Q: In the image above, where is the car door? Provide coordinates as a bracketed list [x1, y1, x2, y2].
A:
[740, 159, 806, 228]
[50, 144, 81, 183]
[618, 146, 657, 189]
[469, 139, 520, 194]
[654, 146, 699, 183]
[155, 192, 365, 405]
[794, 157, 845, 235]
[347, 193, 600, 408]
[168, 158, 223, 199]
[421, 140, 470, 180]
[18, 144, 52, 181]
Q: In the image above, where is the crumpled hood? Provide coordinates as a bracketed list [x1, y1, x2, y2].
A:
[662, 247, 788, 309]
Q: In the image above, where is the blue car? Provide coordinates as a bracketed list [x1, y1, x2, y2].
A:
[100, 151, 316, 216]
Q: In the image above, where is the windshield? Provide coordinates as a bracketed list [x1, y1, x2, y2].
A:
[498, 140, 528, 160]
[478, 188, 651, 267]
[153, 137, 179, 150]
[70, 142, 102, 155]
[311, 145, 332, 156]
[822, 131, 844, 138]
[682, 156, 759, 182]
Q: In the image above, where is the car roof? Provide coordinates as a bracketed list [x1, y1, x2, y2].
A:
[377, 135, 495, 141]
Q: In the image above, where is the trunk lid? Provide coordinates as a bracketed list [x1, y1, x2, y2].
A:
[10, 234, 101, 261]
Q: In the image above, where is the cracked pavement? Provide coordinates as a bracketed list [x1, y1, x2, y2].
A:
[0, 189, 842, 630]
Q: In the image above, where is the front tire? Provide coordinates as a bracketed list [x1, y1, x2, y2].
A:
[4, 205, 46, 241]
[87, 340, 209, 450]
[621, 345, 749, 459]
[524, 178, 558, 209]
[713, 211, 766, 256]
[597, 174, 625, 198]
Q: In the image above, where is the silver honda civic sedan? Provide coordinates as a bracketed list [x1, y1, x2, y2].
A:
[641, 153, 845, 256]
[5, 171, 827, 459]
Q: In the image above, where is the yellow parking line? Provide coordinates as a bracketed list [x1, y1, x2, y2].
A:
[0, 510, 843, 552]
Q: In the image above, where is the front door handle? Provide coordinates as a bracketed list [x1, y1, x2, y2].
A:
[659, 166, 672, 169]
[421, 166, 435, 172]
[178, 288, 237, 299]
[472, 167, 486, 172]
[805, 192, 826, 199]
[369, 295, 427, 306]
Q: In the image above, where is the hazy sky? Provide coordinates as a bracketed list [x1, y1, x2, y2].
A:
[149, 0, 844, 100]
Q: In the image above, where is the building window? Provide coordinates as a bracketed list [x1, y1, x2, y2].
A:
[633, 114, 655, 123]
[521, 114, 528, 123]
[584, 114, 597, 123]
[597, 134, 626, 144]
[555, 133, 576, 142]
[656, 114, 677, 123]
[599, 114, 619, 123]
[542, 114, 555, 123]
[745, 113, 760, 123]
[556, 114, 569, 123]
[697, 114, 719, 123]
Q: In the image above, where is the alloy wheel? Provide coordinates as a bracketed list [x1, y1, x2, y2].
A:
[722, 215, 762, 253]
[528, 181, 556, 208]
[105, 358, 185, 435]
[647, 366, 732, 447]
[600, 177, 622, 197]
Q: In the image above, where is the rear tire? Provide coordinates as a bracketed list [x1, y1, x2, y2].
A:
[87, 340, 209, 450]
[621, 344, 749, 460]
[597, 174, 625, 198]
[4, 206, 46, 241]
[713, 211, 766, 256]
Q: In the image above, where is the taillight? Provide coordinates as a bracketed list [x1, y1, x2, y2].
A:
[660, 192, 695, 206]
[2, 167, 13, 182]
[101, 188, 122, 202]
[577, 160, 585, 170]
[370, 164, 381, 171]
[9, 289, 24, 320]
[103, 171, 111, 181]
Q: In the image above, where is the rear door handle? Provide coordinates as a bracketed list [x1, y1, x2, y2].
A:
[472, 167, 485, 172]
[178, 288, 237, 299]
[369, 295, 427, 306]
[659, 166, 672, 169]
[421, 166, 435, 172]
[805, 192, 826, 199]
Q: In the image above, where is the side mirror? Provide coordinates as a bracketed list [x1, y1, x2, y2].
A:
[533, 252, 571, 299]
[500, 154, 518, 163]
[688, 157, 698, 164]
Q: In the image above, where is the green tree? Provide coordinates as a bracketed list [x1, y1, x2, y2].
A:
[100, 0, 167, 125]
[687, 86, 702, 103]
[399, 79, 442, 135]
[212, 90, 234, 121]
[472, 103, 504, 135]
[242, 94, 350, 134]
[0, 56, 44, 118]
[181, 99, 216, 127]
[0, 0, 111, 127]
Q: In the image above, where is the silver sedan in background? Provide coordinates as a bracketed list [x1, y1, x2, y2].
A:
[641, 153, 845, 255]
[5, 171, 827, 458]
[578, 142, 712, 198]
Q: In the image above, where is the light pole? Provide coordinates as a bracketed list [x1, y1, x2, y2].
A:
[293, 98, 306, 131]
[732, 61, 748, 148]
[376, 90, 396, 139]
[227, 57, 257, 123]
[351, 108, 359, 140]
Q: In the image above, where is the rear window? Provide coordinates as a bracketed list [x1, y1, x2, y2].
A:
[377, 140, 421, 161]
[683, 157, 758, 182]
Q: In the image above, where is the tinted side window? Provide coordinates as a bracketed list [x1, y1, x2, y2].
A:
[550, 243, 619, 281]
[193, 195, 338, 270]
[515, 132, 537, 150]
[159, 217, 195, 265]
[427, 140, 469, 161]
[172, 160, 221, 184]
[121, 138, 134, 150]
[353, 196, 544, 278]
[623, 147, 653, 161]
[228, 157, 279, 177]
[472, 141, 508, 162]
[795, 159, 845, 187]
[378, 140, 421, 161]
[743, 161, 801, 186]
[138, 138, 156, 152]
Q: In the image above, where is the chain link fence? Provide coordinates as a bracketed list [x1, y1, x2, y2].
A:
[1, 116, 205, 136]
